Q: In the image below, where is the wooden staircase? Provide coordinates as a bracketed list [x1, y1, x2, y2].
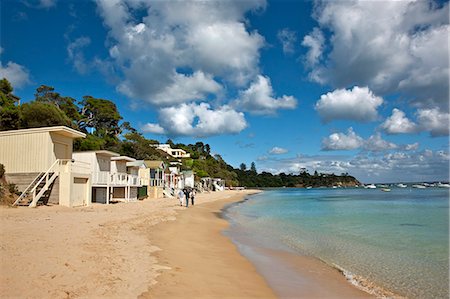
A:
[13, 160, 60, 207]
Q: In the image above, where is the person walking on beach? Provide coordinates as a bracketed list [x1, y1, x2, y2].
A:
[177, 189, 184, 206]
[190, 189, 196, 206]
[183, 188, 189, 207]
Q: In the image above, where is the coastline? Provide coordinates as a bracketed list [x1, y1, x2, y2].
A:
[2, 189, 374, 298]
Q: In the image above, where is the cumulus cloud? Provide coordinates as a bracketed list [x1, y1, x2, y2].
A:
[315, 86, 383, 123]
[269, 147, 288, 155]
[142, 102, 247, 137]
[322, 127, 364, 151]
[364, 133, 397, 151]
[234, 75, 297, 115]
[404, 142, 419, 151]
[0, 58, 31, 88]
[303, 0, 449, 109]
[95, 0, 266, 105]
[381, 108, 449, 137]
[277, 28, 297, 54]
[416, 108, 450, 137]
[381, 108, 418, 134]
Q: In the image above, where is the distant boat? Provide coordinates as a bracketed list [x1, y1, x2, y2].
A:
[378, 184, 388, 188]
[397, 184, 407, 188]
[437, 182, 450, 188]
[381, 188, 391, 192]
[365, 184, 377, 189]
[412, 184, 426, 189]
[332, 186, 338, 189]
[306, 186, 312, 189]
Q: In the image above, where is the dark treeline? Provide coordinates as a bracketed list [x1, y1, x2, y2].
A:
[235, 167, 360, 188]
[0, 78, 360, 188]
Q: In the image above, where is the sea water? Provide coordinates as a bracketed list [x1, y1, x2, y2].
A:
[224, 188, 449, 298]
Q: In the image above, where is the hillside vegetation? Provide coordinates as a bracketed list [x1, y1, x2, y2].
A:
[0, 78, 360, 188]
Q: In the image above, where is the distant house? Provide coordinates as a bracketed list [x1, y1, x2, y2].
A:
[152, 144, 191, 158]
[143, 160, 166, 198]
[73, 151, 141, 203]
[0, 126, 91, 207]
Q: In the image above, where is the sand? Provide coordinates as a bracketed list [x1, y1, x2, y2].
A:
[0, 189, 372, 298]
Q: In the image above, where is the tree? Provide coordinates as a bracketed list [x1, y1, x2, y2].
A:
[250, 162, 257, 173]
[0, 78, 21, 130]
[78, 96, 122, 149]
[20, 101, 72, 128]
[239, 163, 247, 171]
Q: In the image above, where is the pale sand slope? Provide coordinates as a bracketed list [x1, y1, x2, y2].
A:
[0, 190, 270, 298]
[1, 189, 371, 298]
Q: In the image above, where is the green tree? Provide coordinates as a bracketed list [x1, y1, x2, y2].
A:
[20, 101, 71, 128]
[239, 163, 247, 171]
[34, 85, 81, 128]
[78, 96, 122, 149]
[0, 78, 21, 130]
[250, 162, 257, 173]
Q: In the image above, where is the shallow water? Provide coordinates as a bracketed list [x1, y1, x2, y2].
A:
[224, 188, 449, 298]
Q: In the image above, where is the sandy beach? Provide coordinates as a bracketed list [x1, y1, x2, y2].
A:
[1, 189, 370, 298]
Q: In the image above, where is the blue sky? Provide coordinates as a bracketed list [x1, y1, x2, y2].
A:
[1, 0, 449, 183]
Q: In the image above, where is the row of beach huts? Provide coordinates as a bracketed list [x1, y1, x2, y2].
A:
[0, 126, 225, 208]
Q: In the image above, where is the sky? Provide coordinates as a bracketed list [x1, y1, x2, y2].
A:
[1, 0, 449, 183]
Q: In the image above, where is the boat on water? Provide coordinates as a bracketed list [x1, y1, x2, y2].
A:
[381, 188, 391, 192]
[364, 184, 377, 189]
[437, 182, 450, 188]
[397, 183, 407, 188]
[306, 186, 312, 189]
[412, 184, 426, 189]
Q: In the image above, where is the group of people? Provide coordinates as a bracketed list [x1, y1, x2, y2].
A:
[178, 188, 196, 207]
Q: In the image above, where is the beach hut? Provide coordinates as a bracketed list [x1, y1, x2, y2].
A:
[0, 126, 91, 207]
[143, 160, 166, 198]
[72, 151, 141, 203]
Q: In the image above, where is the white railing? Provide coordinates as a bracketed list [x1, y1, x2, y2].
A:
[92, 171, 142, 187]
[111, 172, 128, 185]
[93, 171, 110, 185]
[128, 174, 140, 187]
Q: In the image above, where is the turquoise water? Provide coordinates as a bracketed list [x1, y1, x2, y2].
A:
[225, 188, 449, 298]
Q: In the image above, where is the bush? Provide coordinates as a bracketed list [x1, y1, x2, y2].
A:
[8, 183, 18, 195]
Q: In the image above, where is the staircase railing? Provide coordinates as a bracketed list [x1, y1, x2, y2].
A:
[13, 159, 61, 207]
[29, 159, 61, 207]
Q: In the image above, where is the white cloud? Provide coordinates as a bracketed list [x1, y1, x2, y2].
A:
[67, 36, 91, 74]
[141, 123, 165, 135]
[404, 142, 420, 151]
[416, 108, 450, 137]
[364, 133, 397, 151]
[120, 71, 222, 107]
[381, 108, 418, 134]
[95, 0, 266, 105]
[0, 60, 31, 88]
[277, 28, 297, 54]
[234, 75, 297, 115]
[301, 27, 324, 67]
[381, 108, 449, 137]
[303, 0, 449, 110]
[143, 102, 247, 137]
[269, 147, 288, 155]
[315, 86, 383, 123]
[322, 127, 364, 151]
